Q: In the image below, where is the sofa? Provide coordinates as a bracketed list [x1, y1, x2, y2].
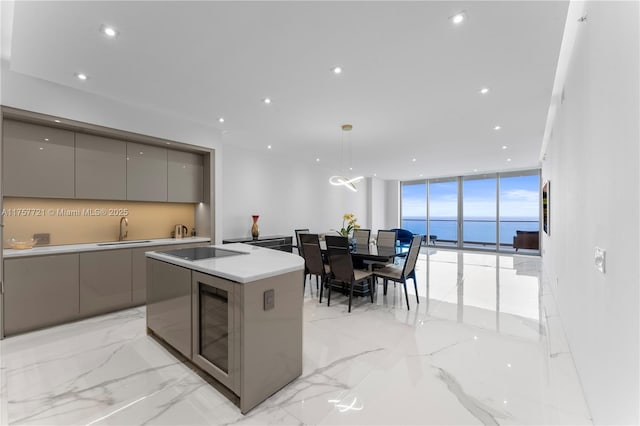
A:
[513, 230, 539, 251]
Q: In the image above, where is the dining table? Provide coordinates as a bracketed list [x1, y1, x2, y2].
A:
[319, 241, 408, 296]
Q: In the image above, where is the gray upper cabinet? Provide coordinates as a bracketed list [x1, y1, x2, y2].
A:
[75, 133, 127, 200]
[3, 120, 75, 198]
[127, 142, 168, 201]
[168, 150, 203, 203]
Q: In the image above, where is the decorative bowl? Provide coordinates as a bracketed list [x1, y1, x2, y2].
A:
[8, 237, 37, 250]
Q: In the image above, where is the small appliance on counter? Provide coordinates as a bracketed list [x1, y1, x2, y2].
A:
[174, 224, 189, 239]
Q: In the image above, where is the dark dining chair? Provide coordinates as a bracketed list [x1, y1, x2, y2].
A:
[294, 228, 310, 257]
[299, 233, 329, 296]
[325, 235, 350, 249]
[366, 229, 398, 270]
[353, 228, 371, 246]
[325, 245, 374, 313]
[294, 228, 310, 282]
[373, 234, 422, 310]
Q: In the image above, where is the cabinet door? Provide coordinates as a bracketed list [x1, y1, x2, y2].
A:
[3, 120, 75, 198]
[147, 259, 192, 356]
[80, 250, 132, 316]
[168, 150, 203, 202]
[126, 142, 167, 201]
[3, 254, 80, 336]
[75, 133, 127, 200]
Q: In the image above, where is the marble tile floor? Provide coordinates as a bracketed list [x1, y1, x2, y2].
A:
[0, 249, 592, 425]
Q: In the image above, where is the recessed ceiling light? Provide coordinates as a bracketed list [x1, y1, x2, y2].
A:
[75, 72, 88, 81]
[54, 120, 61, 123]
[139, 151, 144, 155]
[267, 145, 272, 149]
[331, 66, 342, 74]
[412, 158, 417, 162]
[44, 138, 49, 141]
[506, 158, 512, 162]
[494, 125, 502, 130]
[262, 98, 272, 104]
[502, 145, 508, 150]
[480, 87, 489, 95]
[39, 147, 44, 151]
[100, 25, 118, 38]
[374, 173, 377, 177]
[316, 158, 320, 162]
[218, 117, 225, 123]
[451, 12, 466, 25]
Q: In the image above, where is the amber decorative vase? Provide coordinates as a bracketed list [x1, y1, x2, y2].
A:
[251, 215, 260, 239]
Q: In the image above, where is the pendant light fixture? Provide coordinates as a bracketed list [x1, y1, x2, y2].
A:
[329, 124, 364, 192]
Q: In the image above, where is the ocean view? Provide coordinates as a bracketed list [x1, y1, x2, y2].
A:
[402, 216, 539, 245]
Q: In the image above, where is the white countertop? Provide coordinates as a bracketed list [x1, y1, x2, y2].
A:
[3, 237, 211, 258]
[146, 243, 304, 283]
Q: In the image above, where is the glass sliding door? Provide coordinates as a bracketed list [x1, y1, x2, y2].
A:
[401, 181, 427, 236]
[428, 179, 458, 247]
[499, 170, 540, 253]
[462, 175, 497, 249]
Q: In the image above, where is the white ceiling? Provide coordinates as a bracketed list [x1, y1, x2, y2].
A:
[6, 1, 568, 180]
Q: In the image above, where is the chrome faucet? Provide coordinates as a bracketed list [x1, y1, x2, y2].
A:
[119, 217, 128, 241]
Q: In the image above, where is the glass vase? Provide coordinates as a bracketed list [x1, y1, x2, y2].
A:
[251, 215, 260, 239]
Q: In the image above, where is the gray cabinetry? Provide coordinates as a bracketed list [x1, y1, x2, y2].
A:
[3, 254, 79, 336]
[127, 142, 167, 201]
[168, 150, 203, 202]
[75, 133, 127, 200]
[132, 242, 208, 305]
[3, 120, 75, 198]
[80, 250, 132, 316]
[147, 258, 192, 356]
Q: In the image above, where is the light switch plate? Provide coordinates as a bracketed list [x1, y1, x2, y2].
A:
[595, 247, 606, 273]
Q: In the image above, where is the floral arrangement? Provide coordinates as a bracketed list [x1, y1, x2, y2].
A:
[337, 213, 360, 237]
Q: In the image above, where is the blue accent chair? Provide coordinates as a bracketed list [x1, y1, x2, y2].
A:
[389, 228, 414, 247]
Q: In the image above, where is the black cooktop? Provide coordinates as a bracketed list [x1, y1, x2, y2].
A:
[163, 246, 247, 261]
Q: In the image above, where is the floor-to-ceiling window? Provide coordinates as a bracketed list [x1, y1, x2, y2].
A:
[428, 178, 458, 247]
[462, 174, 497, 249]
[499, 171, 540, 252]
[400, 181, 427, 235]
[400, 169, 540, 253]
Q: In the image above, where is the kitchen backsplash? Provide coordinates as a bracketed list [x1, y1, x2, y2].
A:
[2, 197, 196, 247]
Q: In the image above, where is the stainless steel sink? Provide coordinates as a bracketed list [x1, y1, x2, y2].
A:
[97, 240, 152, 246]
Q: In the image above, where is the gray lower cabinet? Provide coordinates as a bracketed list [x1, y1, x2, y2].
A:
[127, 142, 168, 201]
[147, 258, 192, 356]
[168, 150, 203, 203]
[3, 120, 75, 198]
[80, 250, 132, 316]
[3, 254, 80, 336]
[75, 133, 127, 200]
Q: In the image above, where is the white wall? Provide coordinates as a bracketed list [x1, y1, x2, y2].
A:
[542, 2, 639, 424]
[369, 177, 387, 232]
[385, 180, 400, 229]
[222, 144, 369, 240]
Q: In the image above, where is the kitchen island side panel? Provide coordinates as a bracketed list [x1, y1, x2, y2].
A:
[146, 258, 192, 357]
[239, 270, 303, 414]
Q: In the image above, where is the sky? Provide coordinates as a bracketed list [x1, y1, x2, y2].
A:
[401, 174, 540, 219]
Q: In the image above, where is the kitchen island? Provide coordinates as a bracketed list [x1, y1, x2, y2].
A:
[145, 243, 304, 414]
